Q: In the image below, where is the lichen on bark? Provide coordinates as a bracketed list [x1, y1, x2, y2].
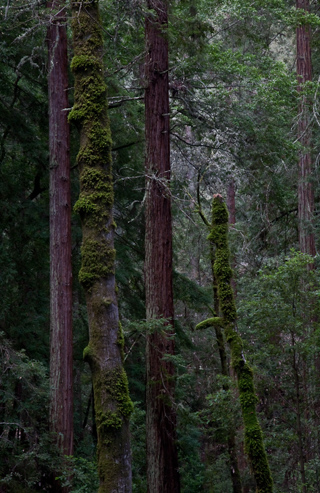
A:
[69, 1, 132, 491]
[197, 194, 273, 493]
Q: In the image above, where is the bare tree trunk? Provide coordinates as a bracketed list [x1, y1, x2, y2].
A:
[48, 0, 73, 477]
[69, 2, 132, 491]
[296, 0, 315, 258]
[144, 2, 180, 492]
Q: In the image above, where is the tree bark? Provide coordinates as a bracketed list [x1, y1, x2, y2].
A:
[296, 0, 315, 257]
[69, 2, 132, 491]
[48, 0, 73, 471]
[144, 2, 180, 492]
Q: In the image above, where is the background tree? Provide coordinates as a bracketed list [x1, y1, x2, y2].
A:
[296, 0, 316, 258]
[47, 3, 73, 487]
[144, 1, 180, 491]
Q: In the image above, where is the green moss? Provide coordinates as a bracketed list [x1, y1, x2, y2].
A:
[81, 167, 112, 191]
[94, 367, 133, 431]
[96, 409, 122, 430]
[83, 343, 95, 364]
[71, 54, 101, 72]
[69, 79, 107, 124]
[195, 317, 224, 330]
[79, 239, 116, 288]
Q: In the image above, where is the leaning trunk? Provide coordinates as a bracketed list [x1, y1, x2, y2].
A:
[47, 0, 73, 482]
[145, 1, 180, 492]
[296, 0, 315, 258]
[69, 2, 132, 491]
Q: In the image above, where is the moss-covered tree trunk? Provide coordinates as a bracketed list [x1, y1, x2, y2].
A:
[197, 187, 241, 492]
[144, 1, 180, 491]
[69, 2, 132, 491]
[47, 3, 73, 491]
[197, 195, 273, 493]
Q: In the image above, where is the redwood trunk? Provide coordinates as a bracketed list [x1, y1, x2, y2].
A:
[48, 0, 73, 466]
[296, 0, 315, 257]
[145, 2, 180, 491]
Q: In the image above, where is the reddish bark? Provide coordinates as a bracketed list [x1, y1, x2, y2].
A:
[296, 0, 316, 257]
[47, 0, 73, 463]
[144, 1, 180, 491]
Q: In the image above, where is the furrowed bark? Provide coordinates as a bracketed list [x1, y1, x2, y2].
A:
[296, 0, 315, 258]
[69, 2, 132, 491]
[48, 1, 73, 487]
[144, 1, 180, 491]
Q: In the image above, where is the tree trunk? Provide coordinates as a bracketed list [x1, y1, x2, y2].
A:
[69, 2, 132, 491]
[296, 0, 315, 258]
[48, 0, 73, 474]
[292, 344, 307, 493]
[197, 195, 273, 493]
[144, 2, 180, 492]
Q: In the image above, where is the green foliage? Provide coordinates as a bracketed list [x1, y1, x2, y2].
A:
[130, 403, 147, 492]
[0, 335, 59, 491]
[58, 456, 99, 493]
[238, 251, 320, 491]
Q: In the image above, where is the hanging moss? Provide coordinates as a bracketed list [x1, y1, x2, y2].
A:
[198, 194, 273, 493]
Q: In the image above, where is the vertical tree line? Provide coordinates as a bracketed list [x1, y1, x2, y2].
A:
[47, 2, 73, 490]
[296, 0, 315, 258]
[144, 1, 180, 491]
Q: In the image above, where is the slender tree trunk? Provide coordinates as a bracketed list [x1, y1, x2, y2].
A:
[48, 0, 73, 476]
[69, 2, 132, 491]
[145, 2, 180, 492]
[292, 344, 307, 493]
[209, 230, 242, 493]
[227, 179, 237, 297]
[197, 195, 273, 493]
[296, 0, 315, 257]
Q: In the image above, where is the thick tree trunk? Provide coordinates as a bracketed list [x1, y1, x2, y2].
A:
[69, 2, 132, 491]
[48, 0, 73, 469]
[296, 0, 315, 257]
[144, 2, 180, 492]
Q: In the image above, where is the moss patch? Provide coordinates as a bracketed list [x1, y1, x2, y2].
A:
[79, 239, 115, 288]
[94, 367, 133, 431]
